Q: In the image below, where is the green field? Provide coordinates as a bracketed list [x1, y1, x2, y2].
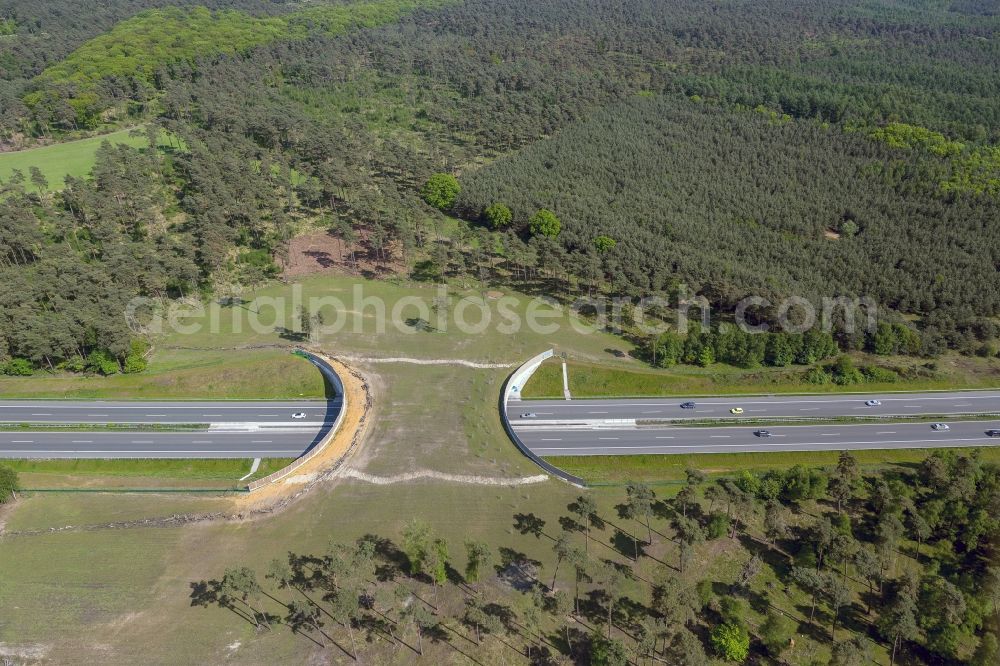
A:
[522, 355, 1000, 398]
[0, 348, 326, 400]
[548, 446, 1000, 486]
[3, 458, 292, 490]
[0, 128, 153, 191]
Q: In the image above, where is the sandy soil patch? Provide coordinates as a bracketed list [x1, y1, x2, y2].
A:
[340, 469, 549, 486]
[280, 230, 404, 279]
[236, 353, 372, 511]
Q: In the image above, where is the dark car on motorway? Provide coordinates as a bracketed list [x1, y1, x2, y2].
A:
[754, 430, 772, 438]
[987, 430, 1000, 437]
[680, 401, 696, 409]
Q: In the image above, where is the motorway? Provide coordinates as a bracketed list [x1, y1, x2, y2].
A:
[0, 399, 339, 459]
[515, 419, 1000, 456]
[519, 391, 1000, 422]
[507, 389, 1000, 457]
[0, 400, 338, 424]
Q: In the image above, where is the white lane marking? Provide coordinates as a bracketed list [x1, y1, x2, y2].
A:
[800, 408, 820, 411]
[599, 437, 620, 441]
[30, 413, 51, 416]
[88, 414, 108, 417]
[251, 440, 273, 444]
[71, 440, 93, 443]
[533, 436, 998, 452]
[710, 435, 731, 439]
[528, 393, 1000, 409]
[877, 431, 896, 435]
[192, 440, 213, 444]
[589, 411, 609, 414]
[132, 440, 154, 444]
[11, 440, 33, 443]
[904, 405, 922, 408]
[655, 436, 675, 439]
[146, 414, 166, 417]
[0, 403, 329, 408]
[642, 411, 662, 414]
[541, 438, 563, 441]
[0, 450, 305, 455]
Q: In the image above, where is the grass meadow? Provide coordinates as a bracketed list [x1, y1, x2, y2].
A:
[0, 128, 157, 190]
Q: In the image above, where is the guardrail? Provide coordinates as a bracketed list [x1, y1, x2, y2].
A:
[246, 350, 347, 492]
[501, 350, 585, 487]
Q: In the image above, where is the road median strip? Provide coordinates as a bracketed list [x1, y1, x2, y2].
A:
[0, 422, 209, 432]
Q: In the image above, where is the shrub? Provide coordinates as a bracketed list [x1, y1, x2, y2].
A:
[528, 209, 562, 237]
[86, 349, 120, 375]
[421, 173, 460, 210]
[0, 464, 19, 503]
[590, 632, 628, 666]
[411, 259, 442, 282]
[760, 609, 796, 656]
[484, 202, 512, 229]
[735, 470, 761, 495]
[711, 622, 750, 662]
[831, 356, 864, 385]
[861, 365, 898, 383]
[60, 357, 87, 373]
[2, 358, 34, 376]
[805, 366, 831, 384]
[707, 512, 730, 539]
[123, 339, 149, 374]
[718, 597, 748, 627]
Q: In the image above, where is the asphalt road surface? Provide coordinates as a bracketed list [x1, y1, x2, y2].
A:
[0, 429, 323, 459]
[516, 419, 1000, 456]
[0, 400, 338, 424]
[0, 399, 339, 459]
[518, 390, 1000, 422]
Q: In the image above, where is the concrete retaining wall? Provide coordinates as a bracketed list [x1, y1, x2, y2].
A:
[501, 350, 585, 487]
[247, 351, 347, 492]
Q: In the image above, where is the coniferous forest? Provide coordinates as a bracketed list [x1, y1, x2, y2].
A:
[0, 0, 998, 370]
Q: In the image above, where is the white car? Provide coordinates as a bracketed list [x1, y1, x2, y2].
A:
[291, 412, 307, 419]
[930, 423, 950, 431]
[520, 413, 538, 419]
[865, 400, 882, 407]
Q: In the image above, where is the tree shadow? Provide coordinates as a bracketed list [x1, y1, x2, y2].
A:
[497, 547, 542, 591]
[611, 530, 643, 561]
[276, 327, 308, 342]
[558, 515, 582, 535]
[370, 536, 409, 582]
[405, 317, 439, 332]
[303, 250, 335, 268]
[188, 579, 258, 628]
[792, 604, 831, 643]
[514, 512, 548, 539]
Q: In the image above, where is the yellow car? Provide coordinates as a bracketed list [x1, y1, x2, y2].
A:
[730, 407, 744, 415]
